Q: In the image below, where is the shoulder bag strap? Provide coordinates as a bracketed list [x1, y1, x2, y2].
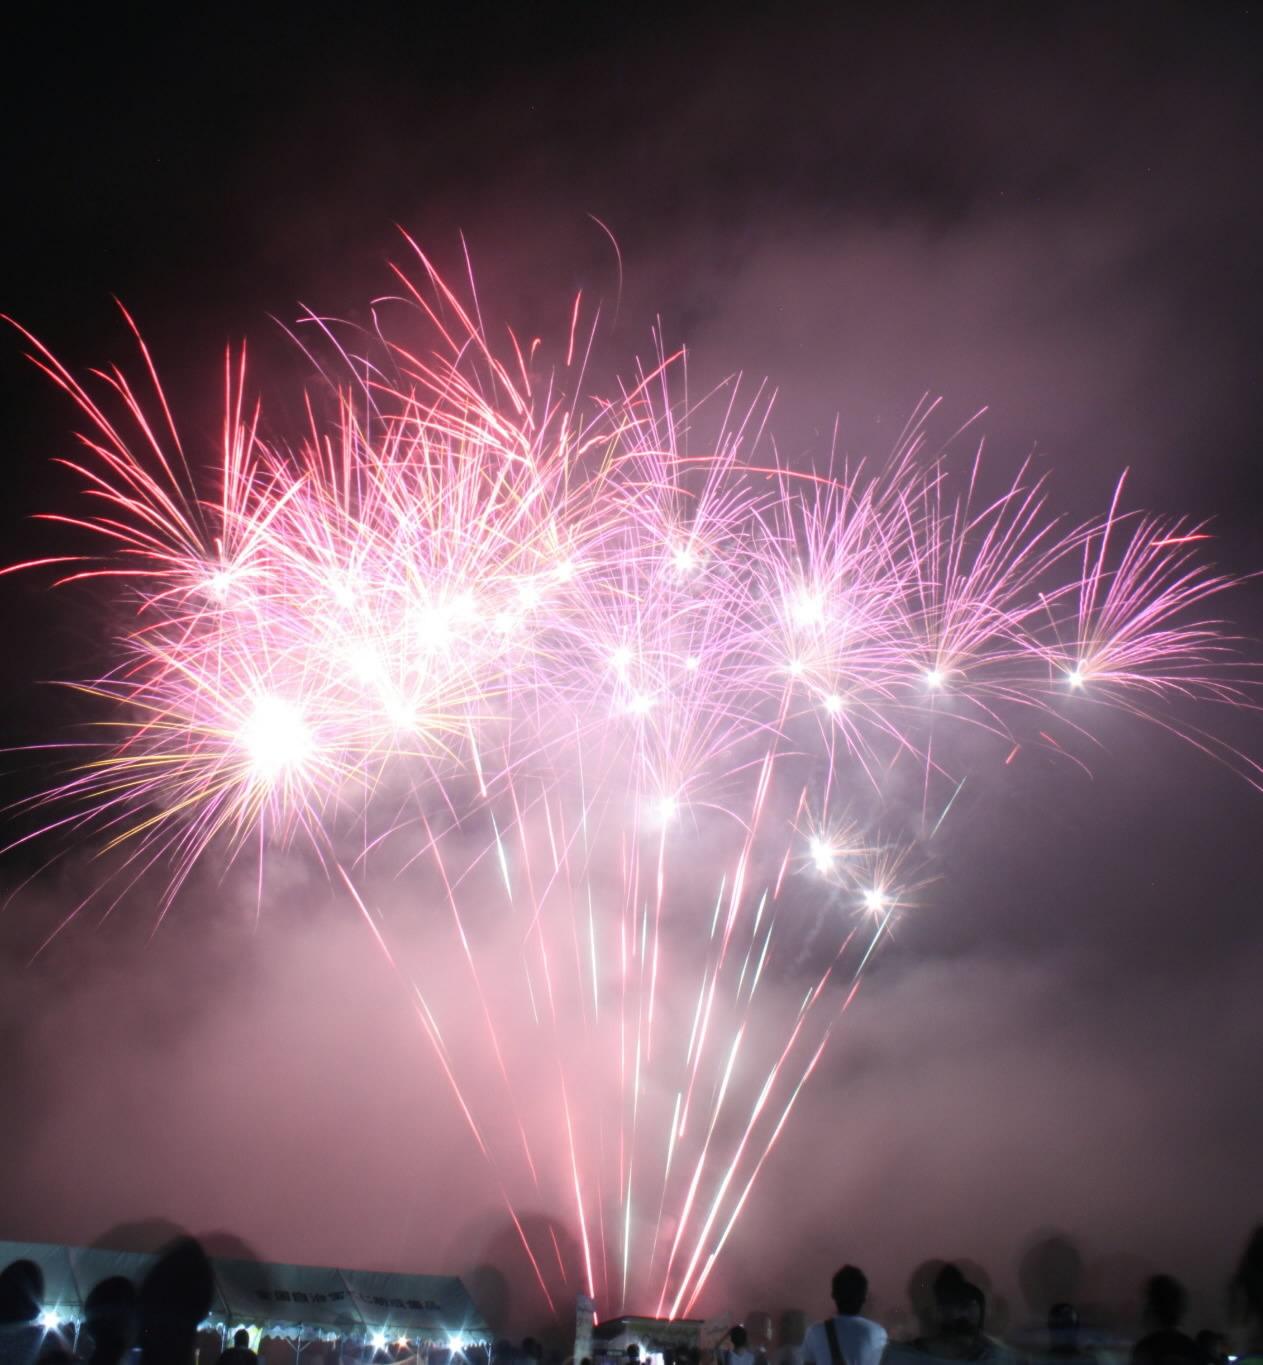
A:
[824, 1321, 847, 1365]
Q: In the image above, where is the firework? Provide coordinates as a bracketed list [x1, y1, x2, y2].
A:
[3, 242, 1255, 1318]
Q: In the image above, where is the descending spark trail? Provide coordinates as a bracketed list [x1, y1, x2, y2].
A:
[2, 241, 1259, 1319]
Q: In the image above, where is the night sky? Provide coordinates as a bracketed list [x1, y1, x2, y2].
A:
[2, 1, 1262, 1344]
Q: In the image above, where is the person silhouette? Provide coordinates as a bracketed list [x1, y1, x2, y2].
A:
[1231, 1228, 1263, 1365]
[1130, 1276, 1201, 1365]
[776, 1312, 807, 1365]
[138, 1238, 214, 1365]
[724, 1326, 756, 1365]
[0, 1261, 44, 1365]
[219, 1329, 259, 1365]
[801, 1265, 887, 1365]
[83, 1277, 139, 1365]
[907, 1265, 1003, 1362]
[1046, 1303, 1094, 1365]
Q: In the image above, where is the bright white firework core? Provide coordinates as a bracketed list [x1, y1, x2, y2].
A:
[383, 692, 415, 733]
[205, 567, 235, 601]
[347, 641, 384, 681]
[791, 588, 825, 628]
[823, 692, 843, 714]
[924, 668, 945, 690]
[653, 794, 679, 823]
[1067, 666, 1085, 688]
[326, 572, 356, 608]
[241, 696, 313, 780]
[809, 836, 834, 874]
[863, 887, 886, 912]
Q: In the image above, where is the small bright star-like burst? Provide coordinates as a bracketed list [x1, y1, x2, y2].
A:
[672, 544, 699, 573]
[240, 696, 313, 781]
[809, 836, 835, 874]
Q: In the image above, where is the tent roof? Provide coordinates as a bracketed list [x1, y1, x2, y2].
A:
[0, 1240, 487, 1341]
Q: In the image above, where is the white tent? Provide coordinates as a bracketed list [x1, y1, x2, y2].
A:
[0, 1240, 487, 1343]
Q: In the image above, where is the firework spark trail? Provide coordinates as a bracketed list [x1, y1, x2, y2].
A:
[4, 241, 1259, 1318]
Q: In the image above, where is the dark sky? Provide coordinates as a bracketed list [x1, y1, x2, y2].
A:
[2, 0, 1262, 1344]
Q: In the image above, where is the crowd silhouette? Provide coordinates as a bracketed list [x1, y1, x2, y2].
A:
[1, 1228, 1261, 1365]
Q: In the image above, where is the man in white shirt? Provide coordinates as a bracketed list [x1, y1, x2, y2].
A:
[801, 1266, 887, 1365]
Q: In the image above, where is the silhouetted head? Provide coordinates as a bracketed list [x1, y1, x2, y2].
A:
[84, 1276, 139, 1365]
[0, 1260, 43, 1326]
[234, 1329, 251, 1349]
[932, 1266, 971, 1331]
[1144, 1275, 1187, 1330]
[139, 1238, 214, 1365]
[1048, 1303, 1079, 1350]
[933, 1266, 964, 1300]
[1232, 1226, 1263, 1328]
[730, 1327, 748, 1351]
[1196, 1330, 1227, 1364]
[831, 1266, 868, 1317]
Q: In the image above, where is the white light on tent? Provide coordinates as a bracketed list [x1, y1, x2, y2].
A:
[372, 1332, 387, 1351]
[40, 1311, 59, 1332]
